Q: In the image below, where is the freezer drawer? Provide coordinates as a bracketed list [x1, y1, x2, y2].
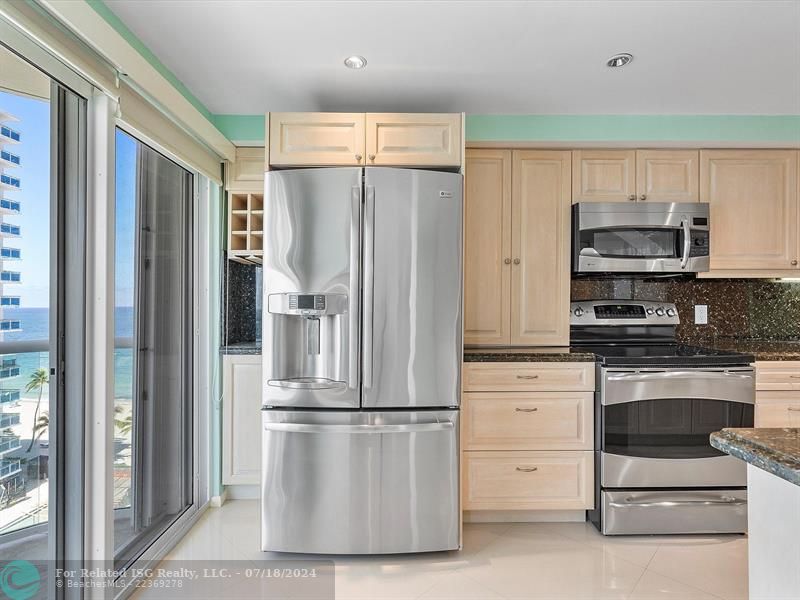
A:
[261, 410, 460, 554]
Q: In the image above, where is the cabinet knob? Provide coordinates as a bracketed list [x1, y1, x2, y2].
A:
[640, 194, 647, 201]
[628, 194, 636, 201]
[355, 154, 363, 162]
[368, 154, 376, 162]
[504, 258, 512, 265]
[793, 260, 798, 266]
[513, 258, 521, 264]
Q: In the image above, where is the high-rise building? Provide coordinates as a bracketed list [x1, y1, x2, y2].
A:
[0, 108, 23, 504]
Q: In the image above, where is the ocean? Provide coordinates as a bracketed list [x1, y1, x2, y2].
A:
[0, 306, 134, 399]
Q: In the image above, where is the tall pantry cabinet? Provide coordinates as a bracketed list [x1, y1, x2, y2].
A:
[464, 149, 572, 346]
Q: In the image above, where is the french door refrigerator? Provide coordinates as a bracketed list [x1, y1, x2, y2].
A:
[261, 167, 463, 554]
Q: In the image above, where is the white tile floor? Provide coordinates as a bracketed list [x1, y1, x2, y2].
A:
[135, 500, 749, 600]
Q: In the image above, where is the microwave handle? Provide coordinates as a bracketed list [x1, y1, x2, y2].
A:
[680, 218, 691, 269]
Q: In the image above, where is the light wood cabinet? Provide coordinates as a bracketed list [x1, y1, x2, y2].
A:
[463, 150, 511, 345]
[462, 362, 594, 392]
[365, 113, 461, 167]
[268, 112, 461, 168]
[754, 361, 800, 427]
[464, 149, 571, 347]
[573, 149, 700, 203]
[463, 392, 593, 451]
[636, 150, 699, 202]
[222, 354, 262, 485]
[572, 150, 635, 202]
[227, 191, 264, 265]
[461, 361, 595, 513]
[225, 146, 266, 193]
[512, 151, 571, 345]
[268, 112, 366, 166]
[701, 150, 799, 272]
[463, 450, 593, 511]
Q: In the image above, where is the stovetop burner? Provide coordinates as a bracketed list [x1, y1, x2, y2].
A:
[569, 300, 754, 367]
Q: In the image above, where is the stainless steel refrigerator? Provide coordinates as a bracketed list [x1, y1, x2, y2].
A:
[261, 167, 463, 554]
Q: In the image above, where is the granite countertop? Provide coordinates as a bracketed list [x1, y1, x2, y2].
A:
[703, 339, 800, 362]
[710, 428, 800, 487]
[221, 342, 261, 355]
[464, 347, 596, 362]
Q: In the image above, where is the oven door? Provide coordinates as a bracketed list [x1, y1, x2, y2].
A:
[600, 367, 754, 488]
[573, 203, 709, 273]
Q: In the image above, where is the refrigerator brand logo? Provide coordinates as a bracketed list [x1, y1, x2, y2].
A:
[438, 191, 453, 198]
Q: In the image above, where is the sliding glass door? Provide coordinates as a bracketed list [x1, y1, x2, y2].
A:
[114, 129, 193, 568]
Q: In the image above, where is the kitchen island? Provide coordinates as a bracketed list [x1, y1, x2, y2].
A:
[710, 428, 800, 600]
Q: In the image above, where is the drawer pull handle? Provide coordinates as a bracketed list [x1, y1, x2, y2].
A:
[789, 376, 800, 379]
[515, 407, 538, 412]
[516, 466, 538, 472]
[516, 375, 539, 380]
[788, 407, 800, 412]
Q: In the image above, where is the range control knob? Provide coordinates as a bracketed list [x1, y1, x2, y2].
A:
[646, 307, 655, 315]
[573, 307, 585, 317]
[655, 307, 665, 317]
[666, 308, 677, 317]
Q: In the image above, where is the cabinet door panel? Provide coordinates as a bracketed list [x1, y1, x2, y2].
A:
[636, 150, 699, 202]
[269, 112, 365, 166]
[366, 113, 461, 166]
[222, 355, 263, 485]
[755, 391, 800, 427]
[511, 151, 571, 345]
[464, 149, 511, 345]
[572, 150, 635, 202]
[701, 150, 799, 271]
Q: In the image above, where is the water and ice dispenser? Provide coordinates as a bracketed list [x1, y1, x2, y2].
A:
[266, 292, 350, 391]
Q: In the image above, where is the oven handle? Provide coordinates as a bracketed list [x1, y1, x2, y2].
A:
[680, 217, 692, 269]
[606, 370, 754, 383]
[603, 369, 755, 405]
[609, 495, 746, 509]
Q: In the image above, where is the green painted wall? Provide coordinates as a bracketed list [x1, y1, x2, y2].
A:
[212, 114, 800, 145]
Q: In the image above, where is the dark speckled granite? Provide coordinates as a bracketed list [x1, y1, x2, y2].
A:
[223, 258, 261, 347]
[705, 340, 800, 362]
[710, 428, 800, 487]
[464, 348, 596, 362]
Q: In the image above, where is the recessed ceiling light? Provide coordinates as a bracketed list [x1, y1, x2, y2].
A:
[606, 53, 633, 68]
[344, 55, 367, 70]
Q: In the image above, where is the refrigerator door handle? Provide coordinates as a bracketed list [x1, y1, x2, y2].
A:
[349, 186, 362, 390]
[263, 421, 455, 434]
[362, 185, 375, 389]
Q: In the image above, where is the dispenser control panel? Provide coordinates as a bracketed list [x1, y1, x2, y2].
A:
[268, 293, 346, 316]
[290, 294, 326, 312]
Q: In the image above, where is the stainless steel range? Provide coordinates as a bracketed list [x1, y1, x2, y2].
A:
[570, 300, 755, 535]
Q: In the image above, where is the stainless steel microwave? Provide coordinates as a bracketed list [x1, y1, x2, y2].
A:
[572, 202, 710, 274]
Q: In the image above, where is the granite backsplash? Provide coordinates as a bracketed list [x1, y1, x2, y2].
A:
[571, 277, 800, 343]
[222, 260, 261, 346]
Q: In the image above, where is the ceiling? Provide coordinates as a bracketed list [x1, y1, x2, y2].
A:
[105, 0, 800, 115]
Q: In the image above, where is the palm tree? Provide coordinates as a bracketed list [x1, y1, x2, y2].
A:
[32, 412, 48, 444]
[114, 405, 133, 437]
[25, 368, 49, 452]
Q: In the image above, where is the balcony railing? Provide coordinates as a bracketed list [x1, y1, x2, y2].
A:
[0, 367, 19, 379]
[0, 435, 20, 455]
[0, 200, 20, 213]
[0, 175, 20, 188]
[0, 390, 20, 404]
[0, 224, 20, 237]
[0, 413, 19, 428]
[0, 458, 21, 479]
[0, 358, 16, 369]
[0, 320, 21, 332]
[0, 150, 20, 166]
[0, 126, 20, 143]
[0, 297, 20, 306]
[0, 271, 21, 282]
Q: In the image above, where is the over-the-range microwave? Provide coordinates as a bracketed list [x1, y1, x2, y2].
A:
[572, 202, 710, 274]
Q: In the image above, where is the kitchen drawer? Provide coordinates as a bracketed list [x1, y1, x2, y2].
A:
[755, 361, 800, 391]
[755, 391, 800, 427]
[462, 392, 593, 450]
[462, 451, 594, 510]
[462, 362, 594, 392]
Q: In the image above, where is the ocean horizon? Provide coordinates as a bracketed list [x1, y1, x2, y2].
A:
[0, 306, 134, 399]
